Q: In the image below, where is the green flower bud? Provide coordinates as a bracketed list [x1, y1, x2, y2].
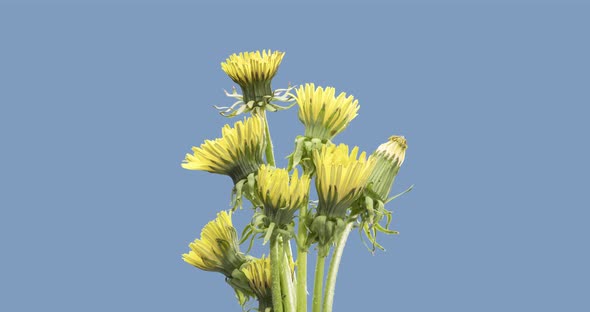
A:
[349, 136, 409, 253]
[366, 136, 407, 201]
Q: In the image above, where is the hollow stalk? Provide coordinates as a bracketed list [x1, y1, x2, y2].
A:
[312, 254, 326, 312]
[322, 222, 354, 312]
[270, 235, 284, 312]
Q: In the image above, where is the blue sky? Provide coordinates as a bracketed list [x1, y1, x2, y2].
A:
[1, 2, 589, 311]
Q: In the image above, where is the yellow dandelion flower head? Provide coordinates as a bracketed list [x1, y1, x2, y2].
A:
[221, 50, 285, 88]
[295, 83, 360, 141]
[313, 144, 376, 218]
[241, 256, 272, 302]
[256, 165, 311, 225]
[182, 211, 245, 276]
[181, 116, 266, 184]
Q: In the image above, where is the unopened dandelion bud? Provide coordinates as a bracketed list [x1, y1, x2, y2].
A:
[367, 136, 408, 201]
[182, 211, 247, 277]
[350, 137, 408, 252]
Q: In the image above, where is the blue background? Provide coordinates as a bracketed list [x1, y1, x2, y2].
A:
[1, 1, 589, 311]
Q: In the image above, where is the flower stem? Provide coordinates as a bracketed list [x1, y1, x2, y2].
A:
[285, 240, 295, 267]
[261, 110, 276, 167]
[280, 237, 296, 312]
[322, 222, 353, 312]
[296, 205, 309, 312]
[312, 254, 326, 312]
[270, 235, 284, 312]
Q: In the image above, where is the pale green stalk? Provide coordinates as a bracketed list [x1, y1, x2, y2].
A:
[260, 110, 276, 167]
[296, 205, 309, 312]
[312, 255, 326, 312]
[259, 108, 298, 310]
[270, 235, 284, 312]
[280, 237, 296, 312]
[297, 163, 315, 312]
[286, 240, 295, 268]
[322, 222, 354, 312]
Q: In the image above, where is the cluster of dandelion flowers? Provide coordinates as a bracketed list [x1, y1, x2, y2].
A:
[367, 136, 408, 201]
[181, 116, 266, 184]
[221, 50, 285, 104]
[295, 83, 360, 141]
[313, 144, 376, 218]
[182, 211, 247, 277]
[256, 165, 311, 226]
[180, 50, 413, 312]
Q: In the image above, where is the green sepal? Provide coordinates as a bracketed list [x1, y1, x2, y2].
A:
[287, 136, 306, 171]
[247, 173, 256, 200]
[231, 179, 246, 210]
[286, 135, 332, 175]
[365, 196, 375, 225]
[262, 222, 275, 245]
[240, 224, 258, 253]
[216, 85, 295, 118]
[385, 184, 414, 204]
[375, 223, 399, 235]
[352, 183, 414, 253]
[266, 101, 296, 112]
[359, 222, 385, 253]
[232, 287, 249, 309]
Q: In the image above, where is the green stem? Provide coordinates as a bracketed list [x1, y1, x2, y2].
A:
[296, 249, 308, 312]
[312, 254, 326, 312]
[285, 240, 294, 267]
[322, 222, 353, 312]
[261, 110, 276, 166]
[270, 235, 284, 312]
[285, 239, 297, 305]
[280, 238, 296, 312]
[296, 205, 309, 312]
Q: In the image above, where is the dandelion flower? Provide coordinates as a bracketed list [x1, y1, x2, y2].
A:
[313, 144, 376, 218]
[295, 83, 359, 141]
[182, 116, 266, 184]
[182, 211, 247, 277]
[241, 256, 273, 308]
[221, 50, 285, 105]
[256, 165, 310, 225]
